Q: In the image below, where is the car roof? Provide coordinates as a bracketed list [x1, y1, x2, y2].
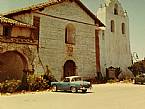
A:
[65, 76, 81, 79]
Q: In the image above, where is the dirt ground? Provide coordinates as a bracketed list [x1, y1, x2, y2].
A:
[0, 83, 145, 109]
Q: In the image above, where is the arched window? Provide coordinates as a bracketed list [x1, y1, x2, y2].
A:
[114, 4, 118, 15]
[122, 23, 125, 34]
[65, 23, 75, 44]
[111, 20, 115, 32]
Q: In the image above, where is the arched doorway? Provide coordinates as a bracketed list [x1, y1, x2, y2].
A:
[0, 51, 28, 82]
[64, 60, 76, 78]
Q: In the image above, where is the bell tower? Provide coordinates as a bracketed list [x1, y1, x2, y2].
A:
[97, 0, 132, 77]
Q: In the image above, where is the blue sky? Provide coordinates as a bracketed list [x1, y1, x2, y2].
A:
[0, 0, 145, 60]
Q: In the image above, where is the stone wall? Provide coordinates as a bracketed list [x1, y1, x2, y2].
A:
[9, 1, 99, 80]
[12, 27, 32, 38]
[0, 23, 38, 71]
[0, 41, 37, 81]
[0, 42, 37, 66]
[36, 1, 97, 80]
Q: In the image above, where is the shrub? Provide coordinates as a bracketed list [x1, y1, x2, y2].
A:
[0, 73, 57, 94]
[27, 75, 49, 91]
[84, 78, 97, 84]
[43, 74, 57, 85]
[107, 79, 116, 83]
[122, 79, 132, 83]
[0, 80, 21, 93]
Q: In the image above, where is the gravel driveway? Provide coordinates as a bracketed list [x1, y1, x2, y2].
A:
[0, 83, 145, 109]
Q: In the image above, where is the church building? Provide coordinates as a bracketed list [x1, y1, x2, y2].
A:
[0, 0, 133, 82]
[97, 0, 133, 78]
[2, 0, 104, 81]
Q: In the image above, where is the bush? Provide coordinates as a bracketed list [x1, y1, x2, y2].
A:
[0, 80, 21, 93]
[107, 79, 116, 83]
[84, 78, 97, 84]
[43, 74, 57, 85]
[0, 75, 50, 93]
[27, 75, 49, 91]
[0, 73, 57, 94]
[122, 79, 132, 83]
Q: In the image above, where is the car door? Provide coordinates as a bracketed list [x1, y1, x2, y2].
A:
[62, 78, 70, 90]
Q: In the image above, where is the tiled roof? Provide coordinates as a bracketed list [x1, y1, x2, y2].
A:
[4, 0, 104, 27]
[4, 0, 64, 16]
[0, 16, 34, 28]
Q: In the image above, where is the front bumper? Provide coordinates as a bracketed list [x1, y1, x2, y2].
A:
[80, 87, 87, 90]
[80, 85, 92, 90]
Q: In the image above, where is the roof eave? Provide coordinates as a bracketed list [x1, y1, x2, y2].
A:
[74, 0, 105, 27]
[4, 0, 105, 27]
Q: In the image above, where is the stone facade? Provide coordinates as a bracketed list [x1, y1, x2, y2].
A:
[0, 0, 134, 81]
[38, 2, 97, 80]
[0, 19, 38, 81]
[97, 0, 132, 77]
[6, 0, 102, 80]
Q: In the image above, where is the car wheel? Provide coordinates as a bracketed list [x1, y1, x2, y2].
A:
[71, 87, 77, 93]
[52, 85, 57, 92]
[82, 89, 87, 93]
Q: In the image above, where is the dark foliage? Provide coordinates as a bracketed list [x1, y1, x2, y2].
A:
[0, 74, 57, 94]
[27, 75, 49, 91]
[129, 60, 145, 77]
[0, 80, 21, 93]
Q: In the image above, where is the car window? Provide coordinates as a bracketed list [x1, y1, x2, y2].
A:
[63, 78, 70, 82]
[71, 78, 75, 82]
[72, 77, 82, 81]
